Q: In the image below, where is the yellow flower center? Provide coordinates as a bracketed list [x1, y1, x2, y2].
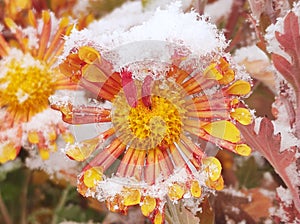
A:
[0, 57, 55, 121]
[112, 79, 186, 150]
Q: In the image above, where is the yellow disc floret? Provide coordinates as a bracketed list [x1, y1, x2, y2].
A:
[0, 55, 55, 122]
[112, 79, 186, 150]
[128, 96, 182, 146]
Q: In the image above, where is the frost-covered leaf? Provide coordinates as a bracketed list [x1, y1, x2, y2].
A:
[272, 186, 300, 223]
[214, 188, 256, 224]
[238, 117, 300, 212]
[272, 11, 300, 136]
[240, 188, 274, 222]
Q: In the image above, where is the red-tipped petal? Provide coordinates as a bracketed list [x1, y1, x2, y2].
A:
[121, 69, 138, 108]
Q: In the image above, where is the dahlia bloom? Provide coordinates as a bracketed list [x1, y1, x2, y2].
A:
[0, 10, 75, 163]
[51, 3, 253, 223]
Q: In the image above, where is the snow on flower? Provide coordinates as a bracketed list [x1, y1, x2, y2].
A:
[51, 2, 253, 223]
[0, 10, 76, 163]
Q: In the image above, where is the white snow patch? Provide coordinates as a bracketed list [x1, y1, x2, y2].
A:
[276, 186, 293, 206]
[143, 0, 193, 11]
[205, 0, 234, 23]
[25, 149, 79, 178]
[285, 163, 300, 187]
[86, 166, 210, 207]
[273, 113, 300, 151]
[253, 117, 263, 135]
[88, 1, 150, 34]
[234, 45, 269, 62]
[23, 108, 63, 132]
[22, 26, 39, 49]
[62, 2, 228, 72]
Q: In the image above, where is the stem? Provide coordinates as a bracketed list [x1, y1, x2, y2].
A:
[51, 185, 72, 224]
[20, 169, 31, 224]
[0, 193, 13, 224]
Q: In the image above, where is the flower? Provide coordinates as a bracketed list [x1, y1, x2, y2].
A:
[1, 0, 32, 23]
[0, 10, 76, 163]
[0, 0, 93, 30]
[51, 3, 253, 223]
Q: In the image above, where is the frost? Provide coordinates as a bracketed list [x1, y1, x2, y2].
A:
[22, 26, 39, 49]
[277, 186, 293, 206]
[88, 167, 209, 206]
[273, 120, 300, 152]
[87, 1, 150, 34]
[0, 49, 44, 71]
[25, 148, 78, 178]
[264, 0, 300, 56]
[285, 163, 300, 187]
[222, 186, 251, 202]
[23, 108, 63, 132]
[253, 117, 262, 135]
[143, 0, 193, 11]
[63, 2, 228, 71]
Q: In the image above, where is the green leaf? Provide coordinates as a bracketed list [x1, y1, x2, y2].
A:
[235, 156, 263, 189]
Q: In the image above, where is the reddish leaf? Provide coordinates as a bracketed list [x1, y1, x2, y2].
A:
[275, 12, 300, 61]
[272, 54, 295, 86]
[238, 118, 300, 212]
[271, 11, 300, 137]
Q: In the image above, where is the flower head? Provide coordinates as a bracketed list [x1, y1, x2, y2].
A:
[0, 10, 76, 163]
[51, 3, 253, 223]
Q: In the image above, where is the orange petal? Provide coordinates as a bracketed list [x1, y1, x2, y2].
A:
[78, 46, 101, 65]
[82, 64, 108, 82]
[28, 131, 39, 144]
[168, 183, 185, 201]
[122, 188, 141, 206]
[190, 180, 202, 198]
[65, 137, 99, 161]
[202, 157, 222, 181]
[230, 108, 253, 125]
[37, 11, 51, 60]
[235, 144, 251, 156]
[201, 120, 241, 143]
[39, 148, 50, 160]
[224, 80, 251, 96]
[154, 211, 163, 224]
[83, 166, 103, 188]
[0, 142, 18, 163]
[144, 148, 156, 184]
[203, 62, 224, 80]
[141, 196, 156, 217]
